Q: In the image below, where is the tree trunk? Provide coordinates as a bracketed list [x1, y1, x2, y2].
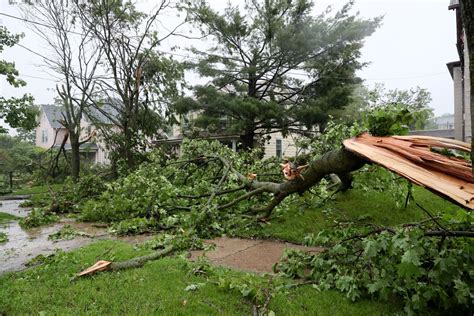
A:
[218, 147, 366, 217]
[240, 130, 256, 150]
[460, 0, 474, 172]
[69, 134, 80, 182]
[253, 148, 366, 195]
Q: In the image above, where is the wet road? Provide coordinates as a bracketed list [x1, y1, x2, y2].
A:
[0, 200, 152, 275]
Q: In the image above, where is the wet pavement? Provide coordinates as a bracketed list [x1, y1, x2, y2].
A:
[0, 221, 98, 274]
[190, 236, 324, 273]
[0, 199, 152, 275]
[0, 199, 31, 218]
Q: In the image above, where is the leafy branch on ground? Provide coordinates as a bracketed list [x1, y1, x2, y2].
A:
[275, 212, 474, 314]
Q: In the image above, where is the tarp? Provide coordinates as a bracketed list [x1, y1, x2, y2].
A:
[343, 133, 474, 210]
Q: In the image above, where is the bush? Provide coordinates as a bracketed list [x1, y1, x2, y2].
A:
[19, 208, 60, 229]
[0, 232, 8, 243]
[108, 218, 160, 236]
[276, 221, 474, 314]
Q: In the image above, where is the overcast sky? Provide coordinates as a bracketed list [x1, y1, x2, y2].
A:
[0, 0, 460, 134]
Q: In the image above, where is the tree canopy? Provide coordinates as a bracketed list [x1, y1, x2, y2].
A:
[0, 26, 37, 133]
[174, 0, 381, 148]
[74, 0, 185, 171]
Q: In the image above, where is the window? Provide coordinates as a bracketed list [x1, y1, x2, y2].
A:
[276, 139, 282, 158]
[41, 130, 48, 143]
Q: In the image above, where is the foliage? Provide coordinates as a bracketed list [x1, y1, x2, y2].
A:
[298, 119, 363, 157]
[13, 113, 470, 315]
[19, 208, 60, 229]
[74, 0, 185, 171]
[80, 140, 278, 235]
[0, 134, 41, 189]
[0, 26, 38, 133]
[338, 84, 434, 135]
[364, 103, 428, 136]
[142, 232, 204, 252]
[0, 212, 17, 224]
[353, 165, 413, 208]
[176, 0, 381, 148]
[216, 272, 284, 315]
[275, 212, 473, 314]
[109, 218, 158, 236]
[48, 225, 87, 241]
[21, 171, 108, 215]
[0, 232, 8, 243]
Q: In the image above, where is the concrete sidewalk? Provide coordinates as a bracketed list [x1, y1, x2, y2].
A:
[190, 236, 323, 273]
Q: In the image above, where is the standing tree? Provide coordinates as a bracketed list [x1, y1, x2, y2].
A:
[20, 0, 103, 181]
[336, 84, 434, 131]
[0, 26, 37, 133]
[74, 0, 184, 172]
[174, 0, 381, 149]
[458, 0, 474, 169]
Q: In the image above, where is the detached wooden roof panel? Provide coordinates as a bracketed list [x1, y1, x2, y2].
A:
[343, 133, 474, 210]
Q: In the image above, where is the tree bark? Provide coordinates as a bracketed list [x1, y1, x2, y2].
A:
[240, 130, 256, 150]
[218, 147, 366, 217]
[69, 134, 80, 182]
[109, 246, 174, 271]
[459, 0, 474, 172]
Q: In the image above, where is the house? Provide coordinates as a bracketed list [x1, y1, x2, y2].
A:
[447, 0, 471, 142]
[155, 114, 304, 159]
[35, 104, 110, 164]
[435, 114, 455, 130]
[409, 114, 455, 139]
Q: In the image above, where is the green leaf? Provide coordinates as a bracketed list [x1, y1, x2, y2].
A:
[401, 249, 420, 266]
[364, 240, 378, 258]
[397, 262, 422, 278]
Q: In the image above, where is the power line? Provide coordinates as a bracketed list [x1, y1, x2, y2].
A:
[0, 12, 84, 36]
[16, 43, 56, 65]
[20, 73, 58, 81]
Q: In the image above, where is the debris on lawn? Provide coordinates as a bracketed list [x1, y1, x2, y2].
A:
[77, 260, 112, 277]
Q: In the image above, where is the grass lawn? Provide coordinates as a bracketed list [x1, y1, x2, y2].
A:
[10, 184, 64, 208]
[0, 240, 399, 315]
[238, 185, 464, 243]
[12, 184, 63, 195]
[0, 212, 17, 224]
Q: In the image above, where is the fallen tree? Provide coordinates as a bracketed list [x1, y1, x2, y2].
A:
[76, 133, 473, 276]
[186, 133, 473, 220]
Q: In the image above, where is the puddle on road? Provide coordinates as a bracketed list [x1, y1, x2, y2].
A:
[0, 200, 153, 275]
[0, 221, 96, 274]
[0, 199, 31, 218]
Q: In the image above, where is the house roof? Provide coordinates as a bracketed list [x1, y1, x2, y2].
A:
[42, 104, 65, 129]
[448, 0, 459, 10]
[446, 60, 461, 79]
[85, 99, 120, 125]
[41, 100, 120, 129]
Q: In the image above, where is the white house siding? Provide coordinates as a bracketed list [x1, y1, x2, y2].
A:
[94, 143, 110, 165]
[453, 65, 464, 140]
[263, 132, 299, 159]
[35, 111, 67, 149]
